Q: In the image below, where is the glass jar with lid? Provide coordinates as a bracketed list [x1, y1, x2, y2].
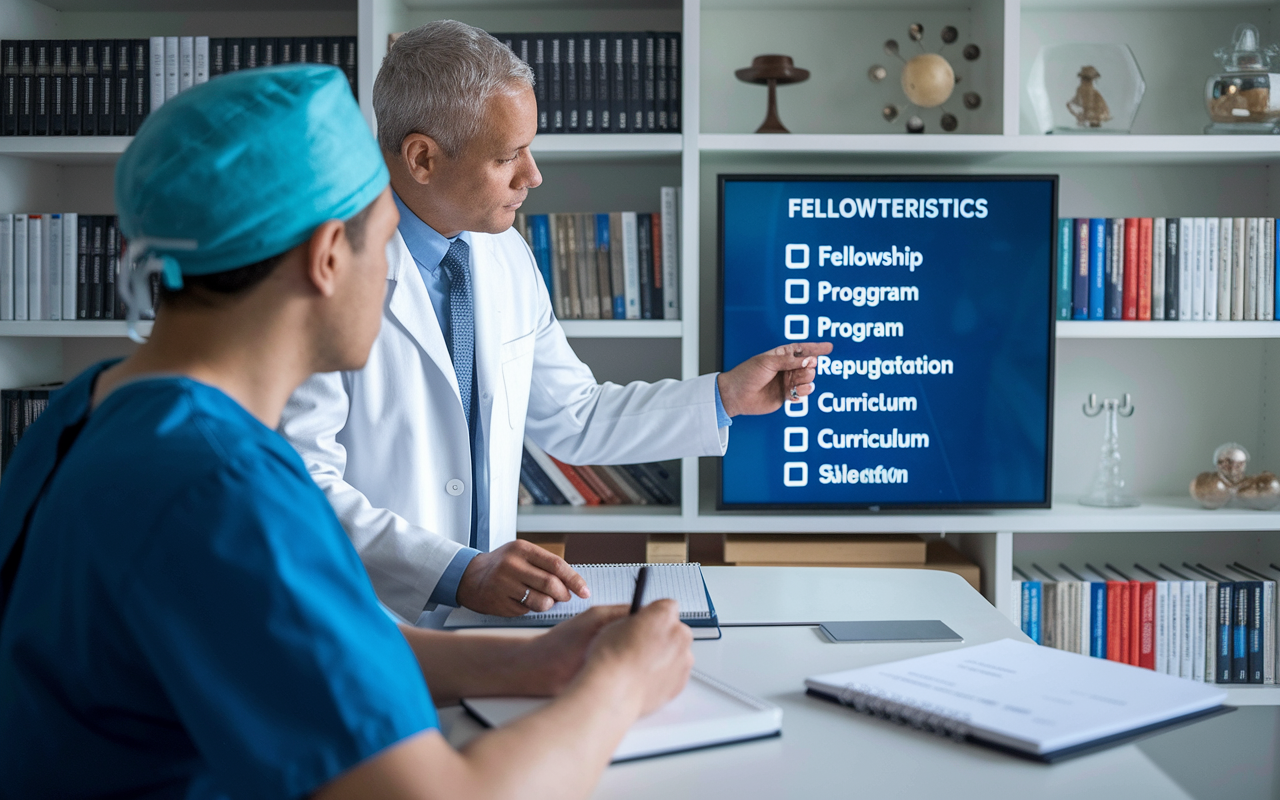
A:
[1206, 23, 1280, 134]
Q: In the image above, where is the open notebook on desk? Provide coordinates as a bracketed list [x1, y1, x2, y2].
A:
[806, 638, 1231, 763]
[443, 563, 720, 639]
[464, 669, 781, 762]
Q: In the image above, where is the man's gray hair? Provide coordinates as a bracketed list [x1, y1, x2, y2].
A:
[374, 20, 534, 158]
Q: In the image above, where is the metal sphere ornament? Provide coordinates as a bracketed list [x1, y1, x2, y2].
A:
[868, 23, 982, 133]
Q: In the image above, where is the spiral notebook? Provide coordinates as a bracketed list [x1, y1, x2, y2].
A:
[805, 638, 1231, 763]
[463, 669, 781, 762]
[443, 563, 720, 639]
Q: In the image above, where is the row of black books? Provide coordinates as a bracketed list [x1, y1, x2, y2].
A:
[1015, 561, 1280, 684]
[520, 437, 678, 506]
[513, 191, 680, 320]
[0, 383, 59, 474]
[1, 36, 356, 137]
[0, 213, 147, 321]
[490, 32, 680, 134]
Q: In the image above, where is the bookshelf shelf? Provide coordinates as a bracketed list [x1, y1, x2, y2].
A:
[559, 320, 681, 338]
[516, 503, 683, 534]
[1222, 686, 1280, 707]
[699, 134, 1280, 166]
[1057, 321, 1280, 339]
[0, 320, 152, 338]
[530, 134, 683, 161]
[0, 137, 130, 164]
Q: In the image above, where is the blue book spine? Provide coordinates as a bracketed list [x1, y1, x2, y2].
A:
[1089, 218, 1106, 320]
[597, 212, 623, 319]
[529, 214, 554, 293]
[1090, 581, 1107, 657]
[1057, 218, 1072, 320]
[1233, 583, 1249, 682]
[1020, 582, 1031, 636]
[1104, 219, 1120, 320]
[1218, 582, 1234, 683]
[1027, 581, 1042, 644]
[1072, 218, 1089, 319]
[1248, 581, 1263, 683]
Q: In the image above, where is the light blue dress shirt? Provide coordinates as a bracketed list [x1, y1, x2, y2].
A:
[392, 192, 731, 609]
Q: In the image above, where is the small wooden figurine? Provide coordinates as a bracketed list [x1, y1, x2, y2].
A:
[1067, 66, 1111, 128]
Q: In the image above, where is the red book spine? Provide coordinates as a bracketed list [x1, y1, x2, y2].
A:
[1138, 581, 1156, 669]
[1129, 580, 1143, 665]
[573, 464, 623, 505]
[1123, 218, 1139, 319]
[1106, 581, 1123, 661]
[547, 455, 602, 505]
[650, 212, 663, 298]
[1137, 217, 1153, 320]
[1118, 582, 1132, 664]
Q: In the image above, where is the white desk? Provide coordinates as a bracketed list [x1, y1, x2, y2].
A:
[441, 567, 1194, 799]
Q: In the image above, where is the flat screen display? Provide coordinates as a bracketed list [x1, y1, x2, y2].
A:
[718, 175, 1057, 510]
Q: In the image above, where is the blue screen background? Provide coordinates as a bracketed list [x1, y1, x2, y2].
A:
[719, 177, 1055, 508]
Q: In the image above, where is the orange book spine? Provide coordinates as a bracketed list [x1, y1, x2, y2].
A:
[1137, 217, 1153, 320]
[1119, 582, 1133, 664]
[1138, 581, 1156, 670]
[573, 464, 623, 505]
[547, 455, 601, 505]
[1123, 218, 1139, 320]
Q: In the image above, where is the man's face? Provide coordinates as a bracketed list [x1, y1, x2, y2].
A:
[329, 188, 399, 371]
[431, 86, 542, 234]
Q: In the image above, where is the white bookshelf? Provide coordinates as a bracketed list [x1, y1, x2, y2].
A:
[6, 0, 1280, 706]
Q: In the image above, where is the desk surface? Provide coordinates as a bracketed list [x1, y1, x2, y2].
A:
[442, 566, 1193, 800]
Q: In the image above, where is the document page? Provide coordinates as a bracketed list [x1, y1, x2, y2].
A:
[806, 638, 1226, 754]
[446, 563, 710, 627]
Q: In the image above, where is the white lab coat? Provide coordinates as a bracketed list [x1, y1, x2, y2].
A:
[280, 228, 727, 620]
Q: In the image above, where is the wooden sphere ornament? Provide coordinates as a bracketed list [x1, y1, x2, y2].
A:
[901, 53, 955, 108]
[735, 54, 810, 134]
[869, 23, 982, 133]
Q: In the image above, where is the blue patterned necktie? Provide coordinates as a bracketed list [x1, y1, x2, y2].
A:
[439, 238, 474, 425]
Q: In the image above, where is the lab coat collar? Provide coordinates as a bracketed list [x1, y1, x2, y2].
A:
[384, 228, 498, 450]
[385, 230, 461, 407]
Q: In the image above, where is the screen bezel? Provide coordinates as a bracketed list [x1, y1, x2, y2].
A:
[716, 173, 1059, 512]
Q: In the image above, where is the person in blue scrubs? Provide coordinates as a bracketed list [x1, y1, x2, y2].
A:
[0, 65, 693, 800]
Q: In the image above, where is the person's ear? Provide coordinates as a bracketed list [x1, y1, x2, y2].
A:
[304, 219, 347, 298]
[401, 133, 443, 185]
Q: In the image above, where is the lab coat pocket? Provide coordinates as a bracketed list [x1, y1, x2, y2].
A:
[500, 331, 536, 428]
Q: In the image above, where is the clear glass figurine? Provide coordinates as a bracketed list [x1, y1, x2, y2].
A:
[1079, 393, 1139, 508]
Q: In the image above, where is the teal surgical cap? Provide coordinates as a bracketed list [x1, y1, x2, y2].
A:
[115, 65, 388, 278]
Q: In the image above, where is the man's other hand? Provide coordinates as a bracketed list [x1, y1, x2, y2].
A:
[456, 539, 589, 616]
[717, 342, 834, 418]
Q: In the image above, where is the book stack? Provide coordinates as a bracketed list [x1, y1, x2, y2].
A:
[1, 36, 357, 136]
[1, 383, 59, 474]
[488, 32, 681, 134]
[0, 213, 144, 321]
[724, 534, 981, 591]
[520, 437, 678, 507]
[514, 188, 680, 321]
[1014, 562, 1280, 685]
[1057, 217, 1280, 321]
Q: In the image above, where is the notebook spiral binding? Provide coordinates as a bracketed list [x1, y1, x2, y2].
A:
[504, 562, 709, 622]
[834, 682, 973, 742]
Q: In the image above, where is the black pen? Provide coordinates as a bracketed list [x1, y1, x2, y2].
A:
[629, 566, 648, 615]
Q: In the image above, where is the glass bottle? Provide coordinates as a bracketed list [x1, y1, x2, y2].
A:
[1205, 23, 1280, 134]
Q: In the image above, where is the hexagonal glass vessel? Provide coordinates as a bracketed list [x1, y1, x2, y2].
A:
[1026, 44, 1145, 134]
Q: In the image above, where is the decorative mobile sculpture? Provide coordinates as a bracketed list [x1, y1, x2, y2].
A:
[868, 24, 981, 133]
[735, 54, 811, 134]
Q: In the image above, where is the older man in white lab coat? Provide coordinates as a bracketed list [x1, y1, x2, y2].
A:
[279, 21, 829, 623]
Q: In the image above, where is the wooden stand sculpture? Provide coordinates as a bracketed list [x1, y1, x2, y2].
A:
[735, 55, 810, 133]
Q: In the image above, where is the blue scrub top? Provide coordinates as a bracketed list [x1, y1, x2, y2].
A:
[0, 361, 438, 799]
